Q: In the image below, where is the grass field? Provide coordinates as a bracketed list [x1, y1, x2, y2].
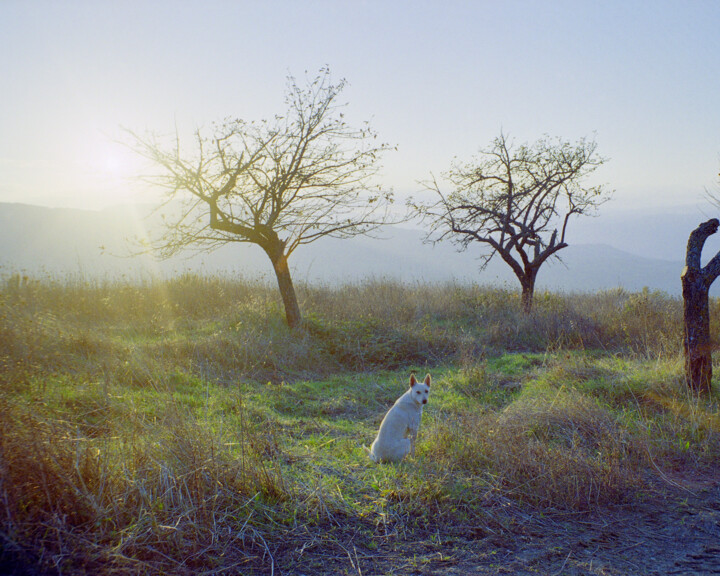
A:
[1, 275, 719, 574]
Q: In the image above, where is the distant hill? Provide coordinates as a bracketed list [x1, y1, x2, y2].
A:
[0, 202, 696, 295]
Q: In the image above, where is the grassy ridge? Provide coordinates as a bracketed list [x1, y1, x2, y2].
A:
[1, 275, 718, 574]
[0, 275, 684, 384]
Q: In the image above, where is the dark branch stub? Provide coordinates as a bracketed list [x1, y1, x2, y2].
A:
[682, 218, 720, 394]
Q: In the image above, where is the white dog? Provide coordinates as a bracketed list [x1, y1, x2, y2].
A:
[367, 374, 431, 463]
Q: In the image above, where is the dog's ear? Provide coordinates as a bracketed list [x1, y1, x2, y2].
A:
[410, 373, 417, 387]
[424, 374, 431, 387]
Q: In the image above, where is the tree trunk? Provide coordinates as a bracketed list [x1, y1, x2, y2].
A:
[270, 252, 302, 330]
[682, 218, 720, 394]
[682, 268, 712, 393]
[520, 270, 537, 314]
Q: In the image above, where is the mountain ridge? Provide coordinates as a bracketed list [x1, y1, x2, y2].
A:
[0, 202, 697, 295]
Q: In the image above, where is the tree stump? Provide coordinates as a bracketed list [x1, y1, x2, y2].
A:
[681, 218, 720, 394]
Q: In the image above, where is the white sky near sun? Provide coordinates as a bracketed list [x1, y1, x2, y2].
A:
[0, 0, 719, 211]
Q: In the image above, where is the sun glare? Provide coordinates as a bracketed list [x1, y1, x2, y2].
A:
[94, 142, 139, 181]
[75, 139, 148, 209]
[103, 153, 126, 176]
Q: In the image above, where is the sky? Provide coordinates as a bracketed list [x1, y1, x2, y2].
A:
[1, 0, 719, 215]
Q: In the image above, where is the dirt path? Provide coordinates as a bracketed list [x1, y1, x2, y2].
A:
[406, 479, 720, 576]
[283, 475, 720, 576]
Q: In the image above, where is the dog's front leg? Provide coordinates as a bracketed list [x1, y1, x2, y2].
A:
[408, 426, 418, 458]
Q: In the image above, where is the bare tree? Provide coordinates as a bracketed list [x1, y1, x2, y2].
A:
[128, 69, 395, 329]
[413, 133, 611, 313]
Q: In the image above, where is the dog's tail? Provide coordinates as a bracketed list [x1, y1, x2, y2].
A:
[363, 445, 377, 463]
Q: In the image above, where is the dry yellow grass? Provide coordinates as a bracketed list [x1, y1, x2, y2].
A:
[1, 275, 718, 574]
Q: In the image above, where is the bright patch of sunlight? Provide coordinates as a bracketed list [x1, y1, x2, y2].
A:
[85, 143, 143, 204]
[66, 135, 160, 211]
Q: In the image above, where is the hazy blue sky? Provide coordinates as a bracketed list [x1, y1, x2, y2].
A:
[1, 0, 719, 212]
